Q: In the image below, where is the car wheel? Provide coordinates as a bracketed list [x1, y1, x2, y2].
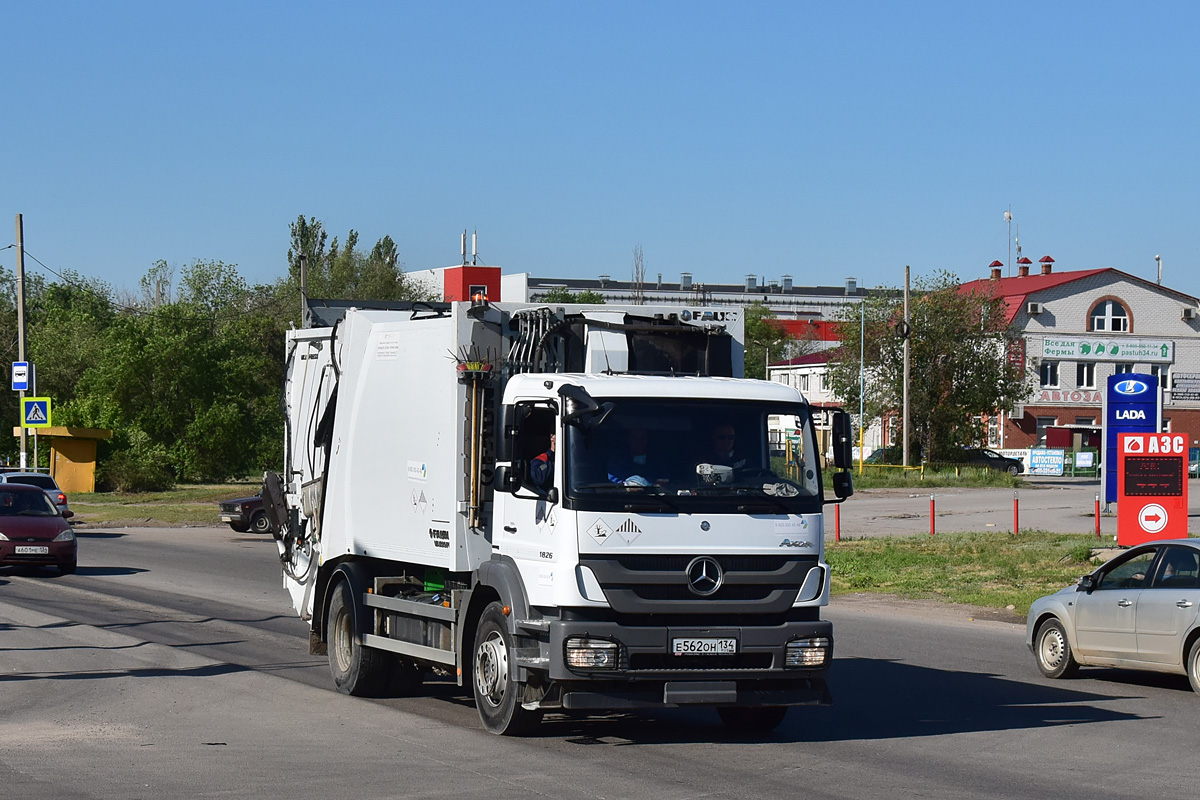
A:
[473, 601, 543, 735]
[1187, 638, 1200, 695]
[1035, 618, 1078, 679]
[717, 706, 789, 733]
[250, 510, 271, 534]
[229, 522, 250, 533]
[1008, 464, 1020, 476]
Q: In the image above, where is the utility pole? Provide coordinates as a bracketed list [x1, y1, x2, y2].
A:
[902, 265, 911, 467]
[15, 215, 28, 468]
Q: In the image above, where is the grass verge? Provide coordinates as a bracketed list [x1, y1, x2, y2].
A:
[69, 483, 258, 527]
[827, 530, 1107, 616]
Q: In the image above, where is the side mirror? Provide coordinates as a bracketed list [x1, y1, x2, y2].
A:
[832, 471, 854, 500]
[61, 509, 74, 519]
[831, 410, 853, 470]
[496, 405, 525, 463]
[1078, 574, 1096, 592]
[494, 464, 519, 494]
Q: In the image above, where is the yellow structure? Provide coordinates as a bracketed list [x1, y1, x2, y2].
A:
[11, 426, 113, 493]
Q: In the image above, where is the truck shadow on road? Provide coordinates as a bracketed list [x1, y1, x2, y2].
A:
[519, 656, 1147, 744]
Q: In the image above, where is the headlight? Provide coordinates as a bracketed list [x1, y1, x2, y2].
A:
[0, 531, 7, 541]
[785, 636, 831, 668]
[565, 637, 620, 669]
[54, 530, 75, 542]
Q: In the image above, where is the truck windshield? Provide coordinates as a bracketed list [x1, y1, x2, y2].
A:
[564, 398, 822, 513]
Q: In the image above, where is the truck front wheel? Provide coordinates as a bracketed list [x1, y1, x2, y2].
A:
[472, 602, 542, 735]
[327, 579, 391, 697]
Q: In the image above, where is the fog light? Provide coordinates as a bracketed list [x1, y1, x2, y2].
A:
[565, 637, 619, 669]
[785, 636, 830, 668]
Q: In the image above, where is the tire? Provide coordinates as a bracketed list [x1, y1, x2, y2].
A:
[229, 521, 250, 533]
[326, 579, 391, 697]
[717, 706, 789, 733]
[1187, 638, 1200, 696]
[250, 511, 271, 534]
[472, 602, 543, 735]
[1008, 464, 1020, 476]
[1034, 618, 1079, 679]
[59, 560, 77, 576]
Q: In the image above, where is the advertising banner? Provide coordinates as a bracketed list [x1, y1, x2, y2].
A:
[1116, 432, 1188, 546]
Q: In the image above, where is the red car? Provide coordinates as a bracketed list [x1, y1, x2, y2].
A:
[0, 483, 77, 574]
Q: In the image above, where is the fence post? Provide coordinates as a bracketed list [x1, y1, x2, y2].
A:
[835, 503, 841, 543]
[1013, 490, 1019, 536]
[929, 492, 935, 537]
[1094, 492, 1101, 538]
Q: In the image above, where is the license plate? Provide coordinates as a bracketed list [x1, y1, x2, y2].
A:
[672, 637, 737, 655]
[15, 545, 49, 555]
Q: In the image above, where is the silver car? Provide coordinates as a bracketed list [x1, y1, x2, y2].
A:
[1027, 539, 1200, 693]
[0, 471, 72, 518]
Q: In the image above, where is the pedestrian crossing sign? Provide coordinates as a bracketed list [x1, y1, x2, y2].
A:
[21, 397, 51, 428]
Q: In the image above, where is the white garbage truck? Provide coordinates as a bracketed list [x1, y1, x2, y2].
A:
[264, 297, 854, 734]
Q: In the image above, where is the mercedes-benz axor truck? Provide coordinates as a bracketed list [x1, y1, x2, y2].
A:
[264, 298, 853, 734]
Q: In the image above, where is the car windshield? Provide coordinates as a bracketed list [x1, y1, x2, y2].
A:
[0, 489, 58, 516]
[564, 398, 822, 513]
[6, 475, 57, 490]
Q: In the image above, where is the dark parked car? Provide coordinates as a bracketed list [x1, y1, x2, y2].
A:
[0, 483, 76, 574]
[960, 448, 1023, 475]
[218, 495, 270, 533]
[863, 444, 922, 465]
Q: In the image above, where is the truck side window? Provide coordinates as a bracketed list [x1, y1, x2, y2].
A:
[516, 407, 557, 493]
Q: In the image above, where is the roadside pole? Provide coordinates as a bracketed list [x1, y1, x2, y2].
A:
[15, 215, 28, 469]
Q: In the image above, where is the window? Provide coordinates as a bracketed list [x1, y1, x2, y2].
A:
[1035, 416, 1057, 445]
[1152, 547, 1200, 589]
[1150, 364, 1166, 385]
[1115, 363, 1134, 374]
[1076, 362, 1096, 389]
[1097, 550, 1156, 590]
[1090, 299, 1129, 332]
[1040, 361, 1059, 387]
[1075, 417, 1096, 425]
[986, 416, 1000, 447]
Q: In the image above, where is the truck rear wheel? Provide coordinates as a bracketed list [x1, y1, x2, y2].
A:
[717, 706, 789, 733]
[327, 579, 391, 697]
[472, 602, 543, 735]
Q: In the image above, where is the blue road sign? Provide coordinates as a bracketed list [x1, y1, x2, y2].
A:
[11, 361, 28, 392]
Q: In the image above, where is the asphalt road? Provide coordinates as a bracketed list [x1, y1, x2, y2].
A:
[2, 519, 1200, 799]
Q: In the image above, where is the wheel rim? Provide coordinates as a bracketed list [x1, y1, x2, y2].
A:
[333, 606, 354, 674]
[1191, 645, 1200, 687]
[475, 630, 509, 709]
[1039, 626, 1066, 669]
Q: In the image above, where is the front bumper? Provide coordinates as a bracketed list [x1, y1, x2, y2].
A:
[0, 539, 76, 568]
[525, 617, 833, 710]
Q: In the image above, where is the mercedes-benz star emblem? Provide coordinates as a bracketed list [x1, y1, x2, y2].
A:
[686, 556, 723, 596]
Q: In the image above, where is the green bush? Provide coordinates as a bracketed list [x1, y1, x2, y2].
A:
[96, 430, 175, 492]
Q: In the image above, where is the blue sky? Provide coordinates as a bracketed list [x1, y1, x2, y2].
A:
[4, 1, 1199, 299]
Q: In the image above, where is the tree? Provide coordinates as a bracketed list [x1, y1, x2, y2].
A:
[743, 302, 797, 380]
[825, 271, 1030, 462]
[537, 287, 606, 304]
[283, 215, 433, 307]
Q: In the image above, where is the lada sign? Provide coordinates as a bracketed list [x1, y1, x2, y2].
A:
[1102, 373, 1159, 504]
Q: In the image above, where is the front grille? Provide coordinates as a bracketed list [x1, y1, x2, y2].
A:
[630, 585, 774, 601]
[580, 554, 819, 615]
